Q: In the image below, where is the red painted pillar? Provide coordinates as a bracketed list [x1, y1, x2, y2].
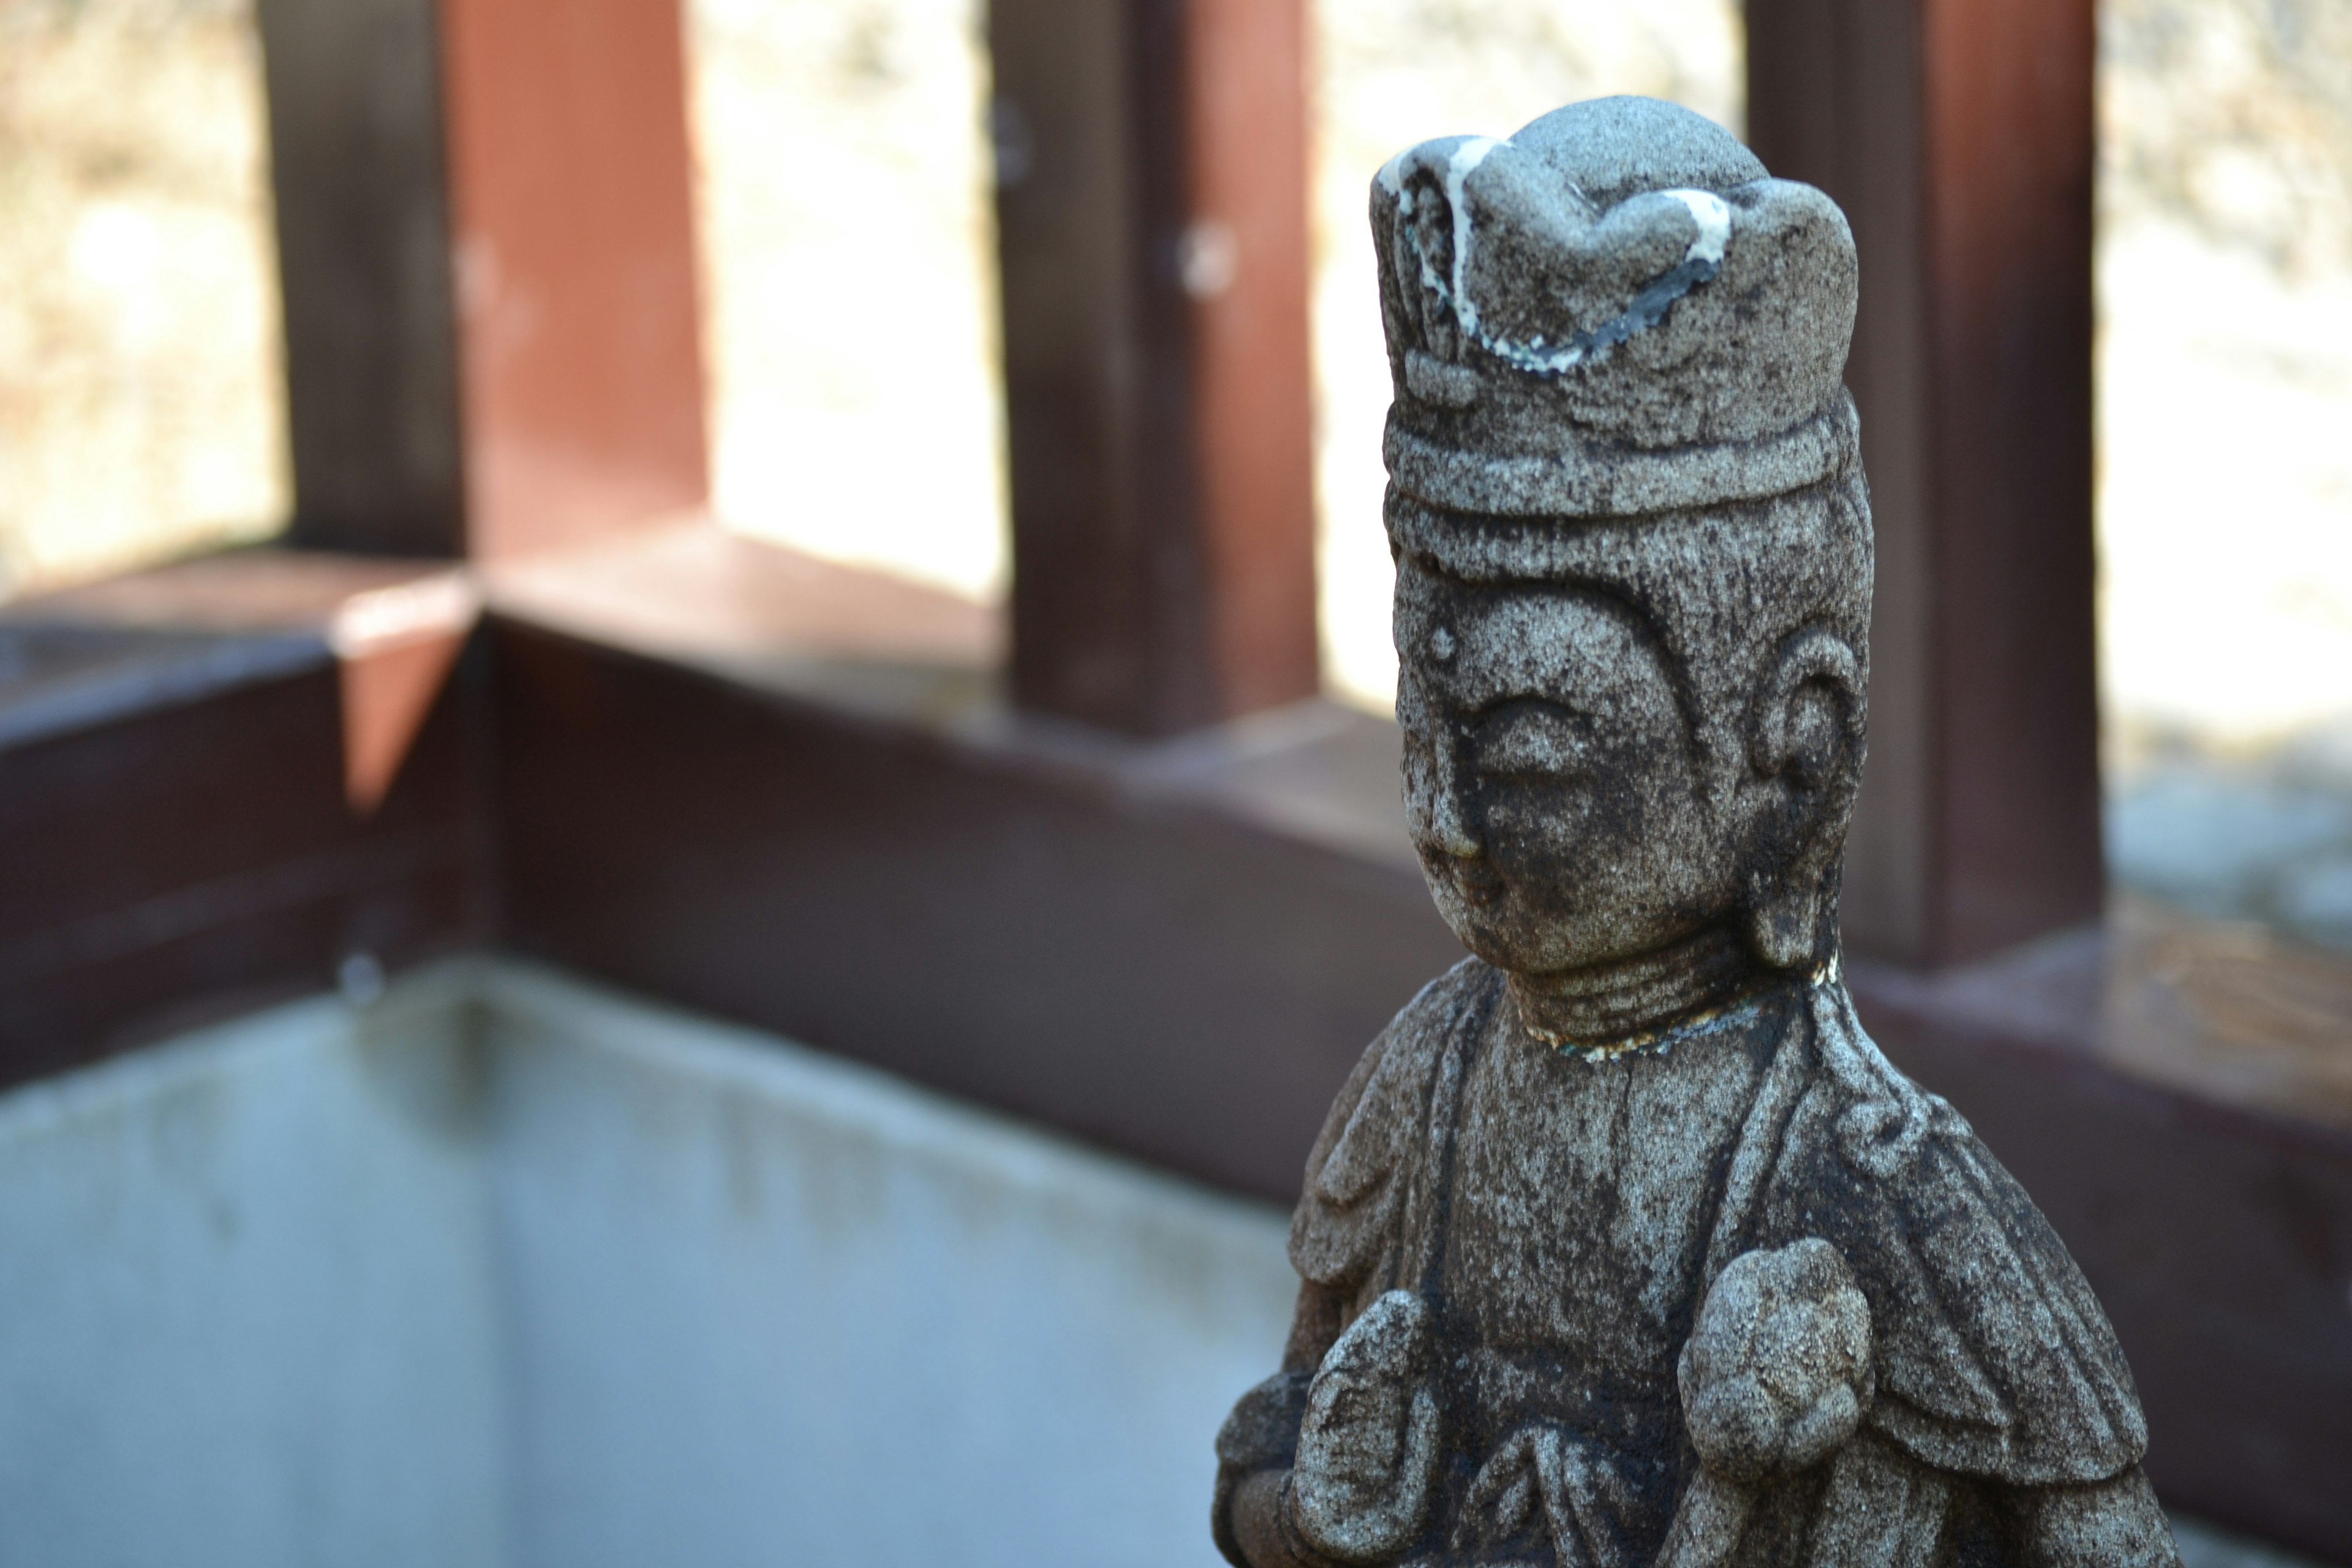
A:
[1747, 0, 2101, 965]
[437, 0, 709, 558]
[258, 0, 708, 562]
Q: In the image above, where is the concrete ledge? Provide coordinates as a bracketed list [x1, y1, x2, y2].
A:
[0, 960, 1295, 1568]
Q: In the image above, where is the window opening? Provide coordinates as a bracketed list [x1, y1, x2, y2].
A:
[2100, 0, 2352, 952]
[687, 0, 1006, 605]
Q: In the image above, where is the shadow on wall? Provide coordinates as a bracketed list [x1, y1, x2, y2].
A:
[0, 962, 1294, 1568]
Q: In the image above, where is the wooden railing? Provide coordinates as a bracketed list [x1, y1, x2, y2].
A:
[2, 0, 2350, 1559]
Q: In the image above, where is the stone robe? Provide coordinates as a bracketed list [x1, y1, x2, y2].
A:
[1213, 959, 2150, 1568]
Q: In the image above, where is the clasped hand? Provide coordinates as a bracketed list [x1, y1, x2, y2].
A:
[1288, 1290, 1444, 1564]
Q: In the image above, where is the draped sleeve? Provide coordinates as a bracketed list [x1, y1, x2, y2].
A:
[1288, 959, 1493, 1319]
[1214, 960, 1493, 1568]
[1756, 985, 2149, 1488]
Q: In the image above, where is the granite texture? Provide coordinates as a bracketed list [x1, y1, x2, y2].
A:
[1371, 97, 1858, 519]
[1212, 99, 2182, 1568]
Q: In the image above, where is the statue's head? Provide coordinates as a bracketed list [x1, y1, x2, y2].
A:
[1373, 98, 1871, 993]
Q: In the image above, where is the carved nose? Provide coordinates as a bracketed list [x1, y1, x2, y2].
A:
[1431, 744, 1482, 859]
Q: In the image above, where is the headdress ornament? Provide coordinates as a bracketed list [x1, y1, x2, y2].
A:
[1373, 97, 1860, 527]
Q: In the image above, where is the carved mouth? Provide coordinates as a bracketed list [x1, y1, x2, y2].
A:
[1450, 860, 1509, 908]
[1415, 840, 1509, 908]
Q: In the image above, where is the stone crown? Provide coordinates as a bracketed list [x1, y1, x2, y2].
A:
[1373, 97, 1860, 519]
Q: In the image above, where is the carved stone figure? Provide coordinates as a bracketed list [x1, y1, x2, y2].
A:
[1211, 99, 2181, 1568]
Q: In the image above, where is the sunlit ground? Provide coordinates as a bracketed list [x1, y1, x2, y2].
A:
[2099, 225, 2352, 946]
[2096, 0, 2352, 946]
[2, 0, 2350, 953]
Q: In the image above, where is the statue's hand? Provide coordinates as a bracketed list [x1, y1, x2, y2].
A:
[1658, 1242, 1871, 1568]
[1677, 1238, 1874, 1487]
[1289, 1289, 1442, 1564]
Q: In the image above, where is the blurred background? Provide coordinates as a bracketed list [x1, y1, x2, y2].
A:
[6, 0, 2351, 948]
[3, 1, 2350, 1564]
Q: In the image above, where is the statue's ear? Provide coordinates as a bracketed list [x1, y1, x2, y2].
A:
[1741, 628, 1867, 970]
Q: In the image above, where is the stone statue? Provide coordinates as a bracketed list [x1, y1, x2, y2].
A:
[1210, 99, 2181, 1568]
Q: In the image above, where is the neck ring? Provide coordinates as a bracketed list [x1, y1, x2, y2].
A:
[1506, 928, 1817, 1058]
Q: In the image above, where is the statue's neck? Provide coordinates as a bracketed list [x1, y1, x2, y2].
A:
[1504, 925, 1766, 1054]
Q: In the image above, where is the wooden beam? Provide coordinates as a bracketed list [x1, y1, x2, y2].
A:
[256, 0, 709, 561]
[1853, 925, 2352, 1561]
[491, 609, 1444, 1202]
[992, 0, 1319, 735]
[1747, 0, 2102, 965]
[0, 559, 491, 1080]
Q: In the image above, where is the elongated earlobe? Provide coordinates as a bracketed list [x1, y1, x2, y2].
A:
[1743, 628, 1866, 970]
[1746, 882, 1828, 972]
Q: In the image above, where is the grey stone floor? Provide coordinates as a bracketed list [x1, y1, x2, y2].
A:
[2109, 715, 2352, 954]
[2177, 1515, 2329, 1567]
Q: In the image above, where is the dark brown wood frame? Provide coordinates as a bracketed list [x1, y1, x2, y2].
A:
[992, 0, 1321, 734]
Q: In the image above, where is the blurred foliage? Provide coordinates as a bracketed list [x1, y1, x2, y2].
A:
[2103, 0, 2352, 275]
[0, 0, 285, 598]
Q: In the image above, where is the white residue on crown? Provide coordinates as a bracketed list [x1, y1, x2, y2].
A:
[1667, 189, 1732, 265]
[1444, 137, 1504, 339]
[1379, 141, 1736, 377]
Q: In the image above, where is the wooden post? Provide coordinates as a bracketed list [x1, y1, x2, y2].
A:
[257, 0, 467, 556]
[1747, 0, 2102, 966]
[257, 0, 709, 561]
[992, 0, 1320, 736]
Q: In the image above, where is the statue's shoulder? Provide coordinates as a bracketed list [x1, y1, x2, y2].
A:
[1768, 995, 2149, 1488]
[1288, 959, 1498, 1294]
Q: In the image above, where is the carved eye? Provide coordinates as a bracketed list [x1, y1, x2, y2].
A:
[1469, 700, 1589, 778]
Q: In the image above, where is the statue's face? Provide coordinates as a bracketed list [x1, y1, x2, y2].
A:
[1395, 556, 1738, 974]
